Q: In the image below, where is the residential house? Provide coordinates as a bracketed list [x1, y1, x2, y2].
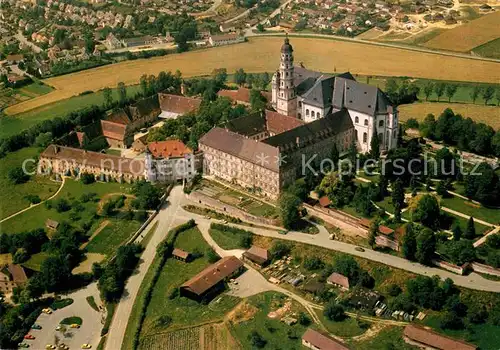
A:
[327, 272, 350, 290]
[0, 264, 28, 294]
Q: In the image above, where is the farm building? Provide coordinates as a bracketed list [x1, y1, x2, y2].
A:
[0, 264, 28, 294]
[45, 219, 59, 230]
[403, 325, 477, 350]
[242, 246, 270, 267]
[302, 328, 350, 349]
[327, 272, 350, 290]
[172, 248, 191, 262]
[180, 256, 244, 302]
[158, 93, 202, 119]
[209, 33, 245, 47]
[217, 87, 271, 106]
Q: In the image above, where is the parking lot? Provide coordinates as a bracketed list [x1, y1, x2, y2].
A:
[23, 283, 103, 350]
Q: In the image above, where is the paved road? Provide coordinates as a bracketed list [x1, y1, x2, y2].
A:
[27, 283, 103, 350]
[15, 31, 42, 53]
[179, 203, 500, 293]
[105, 186, 189, 350]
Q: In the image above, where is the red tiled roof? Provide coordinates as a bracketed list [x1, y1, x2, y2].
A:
[101, 120, 127, 140]
[378, 225, 394, 235]
[404, 325, 477, 350]
[180, 256, 243, 296]
[147, 140, 193, 159]
[40, 144, 144, 176]
[76, 132, 86, 146]
[172, 248, 190, 260]
[327, 272, 350, 289]
[359, 218, 372, 228]
[302, 328, 350, 350]
[158, 93, 201, 114]
[218, 87, 271, 105]
[7, 264, 27, 284]
[265, 110, 305, 135]
[105, 109, 131, 125]
[242, 246, 269, 265]
[318, 196, 331, 207]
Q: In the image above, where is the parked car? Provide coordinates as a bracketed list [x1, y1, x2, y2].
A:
[70, 324, 80, 329]
[24, 334, 35, 340]
[278, 230, 288, 235]
[18, 343, 30, 348]
[46, 345, 56, 349]
[81, 344, 92, 349]
[55, 325, 62, 331]
[42, 308, 52, 314]
[355, 247, 365, 252]
[31, 324, 42, 330]
[58, 344, 69, 350]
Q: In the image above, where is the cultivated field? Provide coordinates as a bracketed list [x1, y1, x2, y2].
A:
[424, 11, 500, 52]
[398, 102, 500, 129]
[5, 36, 500, 115]
[473, 38, 500, 59]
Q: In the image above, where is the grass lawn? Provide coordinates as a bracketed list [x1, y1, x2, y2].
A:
[439, 195, 500, 225]
[230, 292, 310, 350]
[424, 314, 500, 350]
[86, 296, 99, 312]
[316, 310, 367, 337]
[0, 85, 141, 139]
[356, 170, 380, 182]
[19, 82, 53, 96]
[448, 213, 490, 236]
[472, 37, 500, 59]
[0, 147, 61, 220]
[140, 221, 158, 249]
[85, 218, 142, 257]
[51, 298, 74, 310]
[348, 326, 417, 349]
[22, 252, 51, 271]
[208, 225, 253, 250]
[1, 179, 133, 233]
[60, 316, 83, 325]
[141, 226, 240, 336]
[104, 149, 122, 156]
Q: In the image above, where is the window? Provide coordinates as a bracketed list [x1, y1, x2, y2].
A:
[306, 109, 309, 116]
[298, 101, 302, 107]
[379, 120, 384, 127]
[311, 111, 315, 118]
[378, 133, 383, 142]
[364, 119, 368, 126]
[363, 132, 367, 143]
[355, 132, 358, 140]
[298, 113, 302, 119]
[355, 116, 359, 123]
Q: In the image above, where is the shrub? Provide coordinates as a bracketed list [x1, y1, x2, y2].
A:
[206, 247, 220, 263]
[80, 172, 95, 184]
[248, 330, 267, 348]
[324, 301, 346, 322]
[54, 198, 71, 212]
[8, 166, 29, 184]
[134, 210, 148, 222]
[387, 284, 402, 297]
[298, 312, 311, 326]
[25, 194, 41, 204]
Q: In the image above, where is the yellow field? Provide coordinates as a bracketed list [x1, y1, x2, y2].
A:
[399, 102, 500, 129]
[424, 11, 500, 52]
[5, 36, 500, 115]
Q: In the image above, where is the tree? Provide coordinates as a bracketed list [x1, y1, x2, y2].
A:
[34, 132, 53, 148]
[80, 172, 95, 184]
[324, 301, 345, 321]
[331, 143, 339, 170]
[211, 68, 227, 86]
[370, 130, 380, 160]
[234, 68, 247, 86]
[483, 86, 495, 105]
[486, 234, 500, 249]
[117, 82, 127, 106]
[452, 223, 462, 241]
[279, 192, 301, 229]
[465, 216, 476, 239]
[248, 331, 267, 348]
[423, 82, 434, 101]
[40, 255, 71, 292]
[436, 181, 448, 197]
[445, 84, 458, 102]
[103, 87, 113, 109]
[298, 312, 311, 326]
[353, 186, 375, 217]
[402, 223, 417, 260]
[140, 74, 148, 96]
[413, 194, 440, 230]
[206, 247, 220, 263]
[435, 83, 446, 102]
[470, 85, 481, 104]
[256, 23, 265, 32]
[377, 175, 388, 199]
[368, 219, 378, 248]
[249, 89, 267, 112]
[492, 131, 500, 157]
[391, 179, 405, 211]
[416, 228, 436, 265]
[8, 166, 29, 184]
[496, 88, 500, 106]
[387, 284, 402, 297]
[444, 240, 476, 265]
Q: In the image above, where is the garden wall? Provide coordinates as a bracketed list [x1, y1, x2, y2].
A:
[432, 259, 466, 275]
[470, 262, 500, 277]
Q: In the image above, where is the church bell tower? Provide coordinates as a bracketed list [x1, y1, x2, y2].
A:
[273, 35, 296, 117]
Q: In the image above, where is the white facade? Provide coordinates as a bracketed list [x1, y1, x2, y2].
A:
[145, 153, 197, 183]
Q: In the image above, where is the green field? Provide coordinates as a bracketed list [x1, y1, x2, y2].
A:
[472, 38, 500, 59]
[22, 251, 51, 271]
[0, 147, 61, 220]
[316, 310, 367, 337]
[141, 226, 240, 336]
[348, 326, 417, 349]
[424, 314, 500, 350]
[230, 292, 310, 350]
[1, 178, 134, 233]
[85, 219, 142, 256]
[209, 226, 252, 250]
[439, 195, 500, 225]
[0, 82, 53, 110]
[0, 85, 141, 139]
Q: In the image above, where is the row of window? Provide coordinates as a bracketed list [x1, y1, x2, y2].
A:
[354, 116, 385, 128]
[305, 109, 321, 119]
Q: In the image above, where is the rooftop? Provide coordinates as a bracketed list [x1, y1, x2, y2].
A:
[404, 325, 477, 350]
[302, 328, 350, 350]
[158, 93, 201, 115]
[147, 140, 193, 159]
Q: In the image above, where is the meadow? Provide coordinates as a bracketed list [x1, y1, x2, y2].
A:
[472, 38, 500, 59]
[5, 36, 499, 115]
[0, 85, 141, 139]
[0, 147, 61, 220]
[398, 102, 500, 129]
[424, 11, 500, 52]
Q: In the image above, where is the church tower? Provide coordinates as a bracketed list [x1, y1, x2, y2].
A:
[272, 36, 296, 117]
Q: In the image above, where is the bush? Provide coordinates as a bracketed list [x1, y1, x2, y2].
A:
[298, 312, 311, 326]
[387, 284, 402, 297]
[80, 192, 98, 203]
[80, 172, 95, 184]
[270, 241, 291, 260]
[51, 298, 74, 310]
[324, 301, 345, 321]
[8, 166, 29, 184]
[25, 194, 41, 204]
[303, 256, 324, 271]
[134, 210, 148, 222]
[54, 198, 71, 212]
[248, 330, 267, 348]
[206, 247, 220, 263]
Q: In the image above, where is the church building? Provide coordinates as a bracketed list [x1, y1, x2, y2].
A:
[271, 36, 398, 153]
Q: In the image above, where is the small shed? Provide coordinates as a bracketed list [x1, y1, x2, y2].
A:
[172, 248, 191, 262]
[242, 246, 270, 267]
[45, 219, 60, 230]
[327, 272, 350, 290]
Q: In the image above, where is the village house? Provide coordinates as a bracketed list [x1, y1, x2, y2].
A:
[208, 33, 245, 47]
[145, 140, 201, 183]
[158, 93, 202, 119]
[403, 325, 477, 350]
[242, 246, 270, 267]
[327, 272, 350, 290]
[302, 328, 350, 350]
[180, 256, 244, 301]
[0, 264, 28, 294]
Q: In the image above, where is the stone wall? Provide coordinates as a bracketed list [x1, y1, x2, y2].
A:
[189, 191, 280, 226]
[432, 259, 466, 275]
[470, 262, 500, 277]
